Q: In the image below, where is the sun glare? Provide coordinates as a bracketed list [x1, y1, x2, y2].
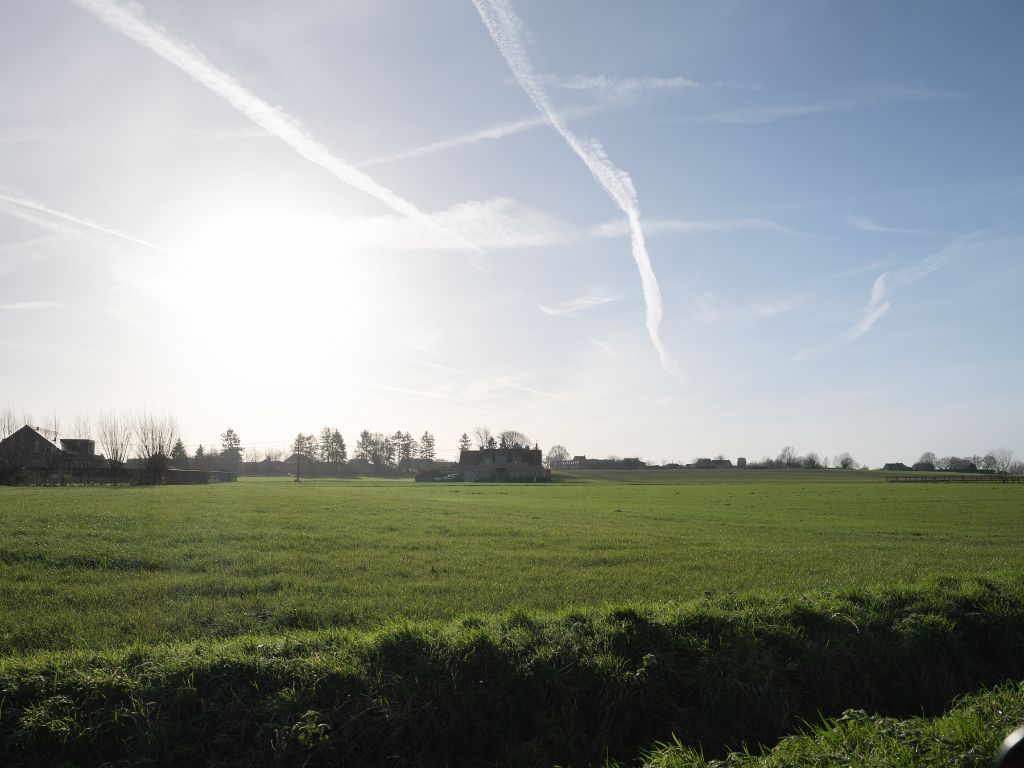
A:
[147, 204, 393, 379]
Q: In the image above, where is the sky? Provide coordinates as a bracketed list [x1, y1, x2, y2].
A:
[0, 0, 1021, 467]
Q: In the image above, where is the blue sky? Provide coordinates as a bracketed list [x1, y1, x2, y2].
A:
[1, 0, 1021, 466]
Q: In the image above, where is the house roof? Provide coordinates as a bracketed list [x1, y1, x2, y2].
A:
[1, 425, 62, 452]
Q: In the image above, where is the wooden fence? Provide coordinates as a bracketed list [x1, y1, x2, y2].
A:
[885, 473, 1023, 483]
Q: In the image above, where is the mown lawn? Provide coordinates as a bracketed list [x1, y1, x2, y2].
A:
[1, 473, 1021, 654]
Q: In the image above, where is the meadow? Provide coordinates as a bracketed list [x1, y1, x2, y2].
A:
[0, 471, 1021, 654]
[1, 471, 1023, 766]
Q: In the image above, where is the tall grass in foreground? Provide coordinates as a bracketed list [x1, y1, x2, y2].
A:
[2, 577, 1023, 767]
[635, 683, 1024, 767]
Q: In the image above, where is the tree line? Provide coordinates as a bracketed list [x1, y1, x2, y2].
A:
[1, 409, 541, 479]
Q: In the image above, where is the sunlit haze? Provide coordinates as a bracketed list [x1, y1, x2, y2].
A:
[1, 0, 1022, 466]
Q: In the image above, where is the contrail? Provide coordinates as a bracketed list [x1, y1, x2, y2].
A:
[471, 0, 682, 380]
[792, 233, 982, 361]
[360, 105, 600, 167]
[68, 0, 482, 258]
[0, 191, 171, 254]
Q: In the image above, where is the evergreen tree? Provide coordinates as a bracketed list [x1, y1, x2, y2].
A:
[420, 431, 436, 462]
[458, 433, 472, 452]
[319, 427, 333, 463]
[220, 428, 243, 471]
[332, 430, 347, 463]
[170, 438, 189, 468]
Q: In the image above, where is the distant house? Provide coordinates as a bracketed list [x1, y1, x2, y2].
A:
[0, 426, 104, 471]
[551, 455, 645, 470]
[0, 426, 63, 468]
[882, 462, 911, 472]
[736, 457, 747, 468]
[459, 448, 549, 481]
[692, 457, 734, 469]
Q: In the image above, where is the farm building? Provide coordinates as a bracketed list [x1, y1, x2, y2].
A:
[882, 462, 911, 471]
[459, 447, 549, 482]
[0, 423, 108, 479]
[549, 455, 645, 470]
[691, 458, 734, 469]
[0, 425, 104, 470]
[0, 426, 62, 468]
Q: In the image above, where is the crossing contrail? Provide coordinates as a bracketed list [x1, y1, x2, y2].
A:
[68, 0, 482, 258]
[471, 0, 682, 380]
[0, 191, 171, 254]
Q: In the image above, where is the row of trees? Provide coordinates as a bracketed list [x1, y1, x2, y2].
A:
[905, 450, 1021, 474]
[745, 447, 859, 470]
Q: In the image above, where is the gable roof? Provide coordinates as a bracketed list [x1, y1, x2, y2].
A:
[1, 425, 62, 452]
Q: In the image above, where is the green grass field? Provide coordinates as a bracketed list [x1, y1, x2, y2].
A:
[1, 472, 1021, 655]
[2, 471, 1023, 766]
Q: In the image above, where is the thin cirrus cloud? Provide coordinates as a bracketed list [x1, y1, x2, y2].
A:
[844, 214, 933, 235]
[701, 85, 964, 125]
[536, 292, 618, 317]
[406, 357, 572, 405]
[689, 293, 794, 325]
[792, 233, 983, 361]
[68, 0, 482, 260]
[472, 0, 683, 381]
[327, 197, 573, 251]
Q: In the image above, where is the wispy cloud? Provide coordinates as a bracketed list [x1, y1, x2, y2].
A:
[792, 233, 982, 361]
[702, 85, 964, 125]
[0, 234, 65, 255]
[844, 214, 931, 235]
[537, 292, 617, 317]
[360, 105, 601, 167]
[593, 216, 806, 239]
[407, 357, 572, 404]
[541, 74, 758, 96]
[0, 190, 171, 254]
[589, 339, 615, 356]
[472, 0, 682, 381]
[0, 301, 59, 311]
[690, 293, 793, 325]
[69, 0, 481, 259]
[328, 197, 572, 251]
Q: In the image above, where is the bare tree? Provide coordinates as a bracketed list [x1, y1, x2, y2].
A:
[45, 412, 60, 443]
[983, 448, 1016, 474]
[498, 430, 531, 449]
[133, 411, 178, 483]
[776, 445, 799, 468]
[913, 451, 937, 471]
[801, 451, 823, 469]
[545, 445, 570, 467]
[71, 414, 93, 440]
[834, 452, 858, 470]
[97, 412, 132, 482]
[473, 426, 494, 449]
[0, 407, 16, 440]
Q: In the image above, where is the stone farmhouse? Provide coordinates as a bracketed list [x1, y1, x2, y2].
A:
[459, 447, 549, 482]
